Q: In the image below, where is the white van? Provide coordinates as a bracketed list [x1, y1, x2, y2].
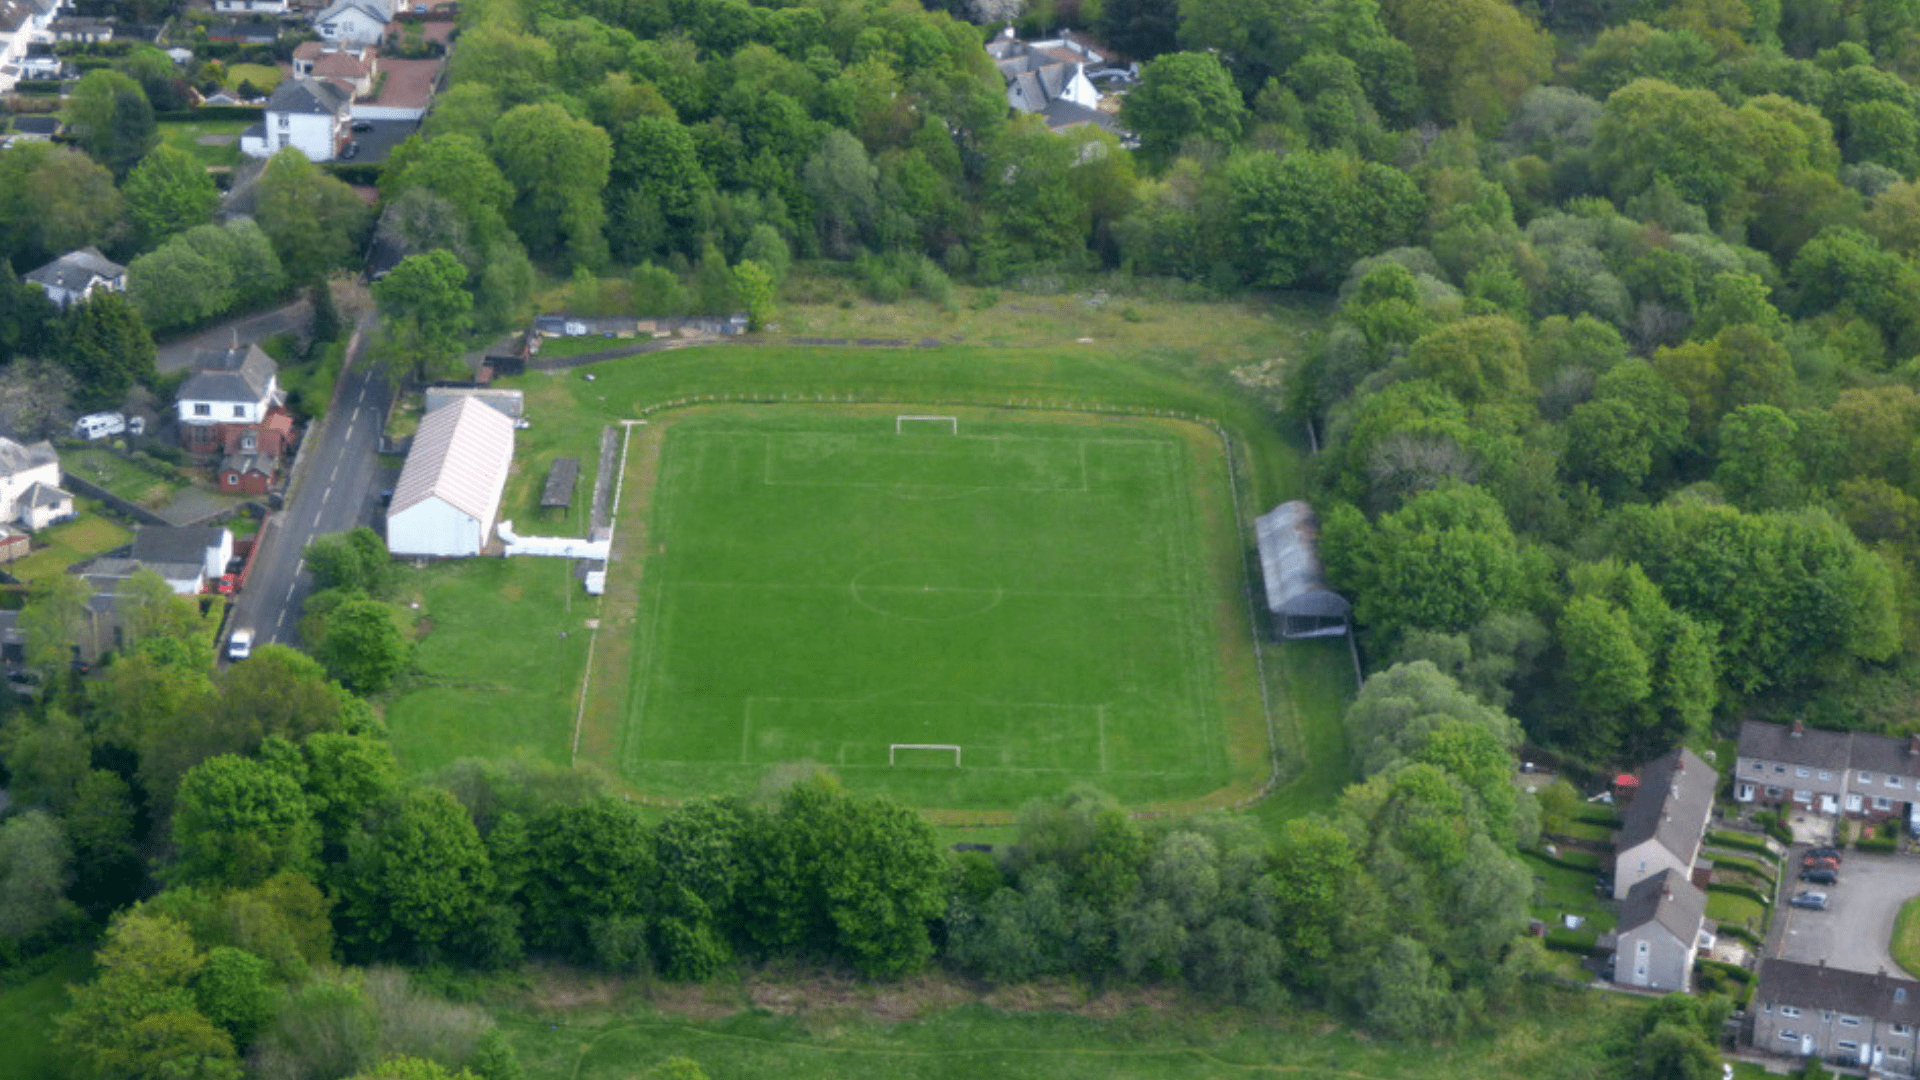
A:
[72, 412, 126, 440]
[227, 628, 253, 661]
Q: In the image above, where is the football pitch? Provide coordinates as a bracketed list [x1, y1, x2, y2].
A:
[600, 407, 1265, 810]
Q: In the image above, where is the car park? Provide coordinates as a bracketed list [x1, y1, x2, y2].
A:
[1803, 867, 1839, 885]
[1791, 891, 1830, 910]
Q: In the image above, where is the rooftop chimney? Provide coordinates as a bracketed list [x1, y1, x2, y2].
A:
[1792, 719, 1805, 737]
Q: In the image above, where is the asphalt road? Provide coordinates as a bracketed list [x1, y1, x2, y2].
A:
[224, 315, 390, 651]
[157, 298, 313, 374]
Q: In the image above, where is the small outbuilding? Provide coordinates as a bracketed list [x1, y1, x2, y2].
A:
[386, 395, 515, 557]
[541, 457, 578, 512]
[1253, 501, 1351, 640]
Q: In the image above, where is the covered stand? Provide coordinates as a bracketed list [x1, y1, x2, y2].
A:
[1254, 500, 1353, 640]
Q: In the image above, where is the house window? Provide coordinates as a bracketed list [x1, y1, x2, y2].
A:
[1635, 965, 1647, 978]
[1637, 941, 1650, 955]
[232, 405, 245, 418]
[242, 434, 255, 450]
[278, 114, 289, 128]
[1839, 1015, 1861, 1027]
[1780, 1031, 1801, 1042]
[1876, 796, 1893, 810]
[193, 403, 210, 416]
[1899, 988, 1909, 1004]
[1764, 1003, 1774, 1013]
[1838, 1040, 1860, 1054]
[1776, 764, 1787, 774]
[1893, 777, 1906, 789]
[1897, 1024, 1915, 1035]
[1822, 1011, 1834, 1023]
[1795, 790, 1813, 802]
[1820, 771, 1833, 781]
[1798, 767, 1811, 778]
[1751, 762, 1764, 773]
[227, 474, 238, 486]
[1863, 772, 1875, 784]
[1894, 1048, 1912, 1061]
[1767, 786, 1783, 798]
[1782, 1006, 1802, 1018]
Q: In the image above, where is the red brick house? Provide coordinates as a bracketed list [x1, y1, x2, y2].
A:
[218, 451, 278, 495]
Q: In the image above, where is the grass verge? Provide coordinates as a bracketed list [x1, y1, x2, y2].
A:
[1893, 895, 1920, 978]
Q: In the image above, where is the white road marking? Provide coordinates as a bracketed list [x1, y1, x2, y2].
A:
[285, 582, 296, 602]
[295, 558, 304, 576]
[324, 485, 333, 501]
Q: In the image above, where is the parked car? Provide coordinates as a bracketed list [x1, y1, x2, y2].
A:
[1808, 847, 1843, 862]
[351, 120, 374, 132]
[339, 141, 360, 160]
[1804, 855, 1840, 871]
[227, 628, 253, 661]
[1802, 867, 1839, 885]
[1790, 891, 1830, 910]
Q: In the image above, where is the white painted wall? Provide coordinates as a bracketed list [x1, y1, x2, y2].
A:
[388, 496, 485, 557]
[0, 458, 60, 522]
[176, 376, 278, 426]
[317, 6, 386, 44]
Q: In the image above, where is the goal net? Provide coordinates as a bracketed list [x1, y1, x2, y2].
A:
[890, 743, 962, 767]
[896, 415, 958, 435]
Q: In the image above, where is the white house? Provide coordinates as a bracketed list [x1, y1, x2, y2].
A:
[1612, 869, 1707, 992]
[387, 395, 515, 558]
[312, 0, 389, 45]
[213, 0, 289, 12]
[0, 436, 71, 530]
[127, 526, 234, 594]
[1613, 747, 1717, 901]
[24, 247, 126, 307]
[176, 344, 281, 433]
[22, 0, 60, 33]
[985, 28, 1113, 132]
[238, 77, 351, 162]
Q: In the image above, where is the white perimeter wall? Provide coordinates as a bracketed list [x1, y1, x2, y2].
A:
[388, 496, 483, 557]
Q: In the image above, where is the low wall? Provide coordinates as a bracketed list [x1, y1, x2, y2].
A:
[61, 472, 172, 527]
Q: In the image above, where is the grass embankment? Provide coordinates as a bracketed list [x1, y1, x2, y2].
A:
[0, 949, 88, 1080]
[1892, 895, 1920, 977]
[489, 973, 1636, 1080]
[9, 511, 131, 583]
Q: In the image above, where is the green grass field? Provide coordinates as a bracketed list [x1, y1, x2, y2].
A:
[491, 978, 1638, 1080]
[0, 949, 87, 1080]
[612, 408, 1248, 809]
[156, 118, 253, 168]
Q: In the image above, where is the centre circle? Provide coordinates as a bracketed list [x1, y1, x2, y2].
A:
[851, 559, 1003, 620]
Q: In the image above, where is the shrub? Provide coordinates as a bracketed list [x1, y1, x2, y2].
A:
[1709, 830, 1776, 857]
[1717, 923, 1763, 948]
[1857, 833, 1900, 853]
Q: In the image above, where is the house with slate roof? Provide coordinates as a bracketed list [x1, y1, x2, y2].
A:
[1736, 718, 1920, 827]
[1611, 869, 1708, 992]
[985, 27, 1118, 134]
[239, 77, 352, 162]
[1613, 747, 1718, 901]
[24, 247, 126, 308]
[0, 436, 71, 530]
[175, 345, 294, 473]
[1751, 959, 1920, 1073]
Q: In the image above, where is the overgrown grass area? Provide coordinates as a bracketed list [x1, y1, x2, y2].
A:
[280, 338, 350, 422]
[156, 118, 253, 168]
[1891, 895, 1920, 978]
[382, 556, 593, 775]
[488, 974, 1638, 1080]
[64, 446, 187, 507]
[0, 948, 88, 1080]
[9, 511, 132, 583]
[1522, 851, 1616, 937]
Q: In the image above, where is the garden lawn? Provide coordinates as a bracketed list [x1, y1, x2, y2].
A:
[225, 63, 283, 93]
[383, 556, 592, 774]
[1707, 890, 1768, 932]
[492, 982, 1637, 1080]
[65, 447, 186, 507]
[1522, 851, 1616, 936]
[156, 118, 255, 168]
[1892, 895, 1920, 977]
[10, 512, 132, 583]
[0, 948, 88, 1080]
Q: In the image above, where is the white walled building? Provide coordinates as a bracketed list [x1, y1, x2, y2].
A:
[387, 396, 515, 558]
[238, 77, 351, 162]
[24, 247, 126, 307]
[0, 436, 70, 530]
[176, 344, 281, 431]
[312, 0, 389, 45]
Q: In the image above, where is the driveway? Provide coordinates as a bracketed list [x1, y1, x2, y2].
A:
[157, 298, 313, 374]
[1773, 849, 1920, 976]
[222, 313, 391, 652]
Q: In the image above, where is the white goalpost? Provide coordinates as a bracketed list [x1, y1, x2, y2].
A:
[890, 743, 962, 766]
[896, 415, 959, 434]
